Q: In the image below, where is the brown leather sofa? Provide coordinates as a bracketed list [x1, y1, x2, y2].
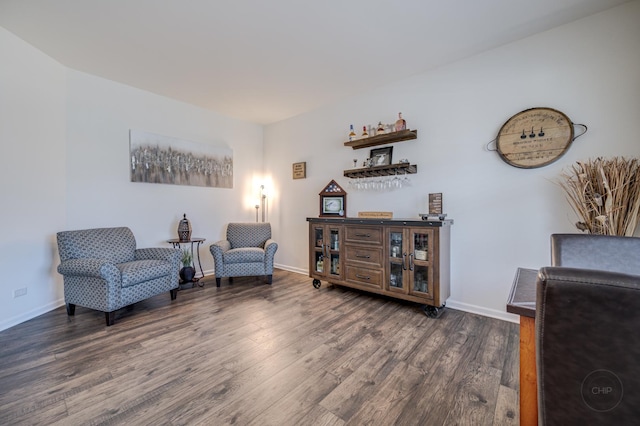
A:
[535, 234, 640, 424]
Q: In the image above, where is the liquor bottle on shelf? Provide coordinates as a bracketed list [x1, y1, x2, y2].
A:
[377, 121, 385, 134]
[361, 126, 369, 138]
[395, 112, 406, 132]
[316, 255, 324, 272]
[348, 124, 357, 141]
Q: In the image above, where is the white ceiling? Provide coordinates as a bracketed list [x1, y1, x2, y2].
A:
[0, 0, 630, 124]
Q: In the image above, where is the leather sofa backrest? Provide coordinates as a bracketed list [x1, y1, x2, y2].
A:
[536, 266, 640, 424]
[57, 227, 136, 264]
[551, 233, 640, 275]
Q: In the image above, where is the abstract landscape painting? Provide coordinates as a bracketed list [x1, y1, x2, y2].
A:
[130, 130, 233, 188]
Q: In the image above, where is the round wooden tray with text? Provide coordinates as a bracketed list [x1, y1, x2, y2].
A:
[496, 107, 574, 169]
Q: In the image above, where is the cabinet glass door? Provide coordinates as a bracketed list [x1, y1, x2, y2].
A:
[313, 226, 325, 273]
[413, 232, 429, 262]
[388, 230, 405, 291]
[412, 265, 430, 294]
[328, 227, 341, 277]
[409, 229, 433, 296]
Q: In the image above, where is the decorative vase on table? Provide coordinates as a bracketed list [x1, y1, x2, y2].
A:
[180, 266, 196, 283]
[178, 213, 192, 241]
[180, 248, 195, 283]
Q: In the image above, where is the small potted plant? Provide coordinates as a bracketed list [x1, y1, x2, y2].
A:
[179, 249, 196, 283]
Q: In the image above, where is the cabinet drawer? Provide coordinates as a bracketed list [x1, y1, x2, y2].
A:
[345, 226, 383, 244]
[345, 245, 383, 267]
[345, 265, 382, 288]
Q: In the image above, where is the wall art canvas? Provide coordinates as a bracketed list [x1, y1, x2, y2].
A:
[130, 130, 233, 188]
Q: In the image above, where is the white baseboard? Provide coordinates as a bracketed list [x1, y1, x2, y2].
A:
[445, 299, 519, 323]
[0, 299, 65, 333]
[274, 265, 520, 324]
[274, 263, 307, 275]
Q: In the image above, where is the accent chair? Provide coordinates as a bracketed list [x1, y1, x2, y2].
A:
[209, 222, 278, 287]
[56, 227, 181, 326]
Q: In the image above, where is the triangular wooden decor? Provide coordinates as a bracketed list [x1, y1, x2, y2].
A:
[319, 180, 347, 217]
[319, 179, 346, 196]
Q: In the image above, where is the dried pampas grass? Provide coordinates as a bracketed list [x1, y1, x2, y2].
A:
[559, 157, 640, 236]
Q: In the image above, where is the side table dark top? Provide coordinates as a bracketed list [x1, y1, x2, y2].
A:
[506, 267, 538, 318]
[167, 238, 206, 244]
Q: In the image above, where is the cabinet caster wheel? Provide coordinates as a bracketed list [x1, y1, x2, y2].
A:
[312, 279, 321, 289]
[423, 304, 444, 318]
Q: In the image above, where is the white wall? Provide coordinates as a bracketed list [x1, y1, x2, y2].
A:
[0, 27, 68, 330]
[264, 1, 640, 321]
[65, 69, 264, 256]
[0, 28, 264, 332]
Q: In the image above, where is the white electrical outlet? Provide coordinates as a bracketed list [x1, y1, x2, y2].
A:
[13, 287, 27, 298]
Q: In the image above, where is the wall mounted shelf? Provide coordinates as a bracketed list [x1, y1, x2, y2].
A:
[344, 129, 418, 149]
[343, 163, 417, 179]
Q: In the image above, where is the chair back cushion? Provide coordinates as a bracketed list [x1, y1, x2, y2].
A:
[227, 223, 271, 249]
[536, 266, 640, 423]
[551, 234, 640, 275]
[57, 227, 136, 264]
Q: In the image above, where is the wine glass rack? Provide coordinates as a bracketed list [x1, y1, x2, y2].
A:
[343, 163, 417, 179]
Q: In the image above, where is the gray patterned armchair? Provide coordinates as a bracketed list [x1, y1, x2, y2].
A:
[56, 227, 181, 326]
[209, 223, 278, 287]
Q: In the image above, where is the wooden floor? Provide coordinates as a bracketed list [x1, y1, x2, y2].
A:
[0, 269, 519, 425]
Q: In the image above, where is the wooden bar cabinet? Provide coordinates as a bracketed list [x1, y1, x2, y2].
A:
[307, 217, 452, 317]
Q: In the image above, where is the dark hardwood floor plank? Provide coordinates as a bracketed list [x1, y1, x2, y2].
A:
[345, 361, 428, 425]
[395, 312, 490, 424]
[443, 363, 502, 425]
[0, 269, 519, 425]
[245, 369, 342, 426]
[493, 384, 518, 425]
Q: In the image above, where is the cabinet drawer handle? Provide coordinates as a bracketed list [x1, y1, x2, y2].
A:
[355, 274, 371, 280]
[355, 233, 371, 237]
[356, 254, 371, 259]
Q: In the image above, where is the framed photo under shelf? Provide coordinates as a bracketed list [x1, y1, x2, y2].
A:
[369, 146, 393, 166]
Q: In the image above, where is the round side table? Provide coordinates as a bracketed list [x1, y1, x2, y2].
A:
[167, 237, 206, 287]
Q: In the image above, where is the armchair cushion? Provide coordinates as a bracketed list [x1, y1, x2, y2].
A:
[117, 259, 173, 287]
[224, 247, 265, 264]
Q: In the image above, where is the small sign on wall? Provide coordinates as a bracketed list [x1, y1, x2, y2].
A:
[292, 162, 306, 179]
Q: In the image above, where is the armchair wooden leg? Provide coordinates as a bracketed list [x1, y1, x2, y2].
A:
[105, 311, 115, 326]
[66, 303, 76, 316]
[170, 289, 178, 300]
[266, 274, 273, 285]
[216, 277, 221, 287]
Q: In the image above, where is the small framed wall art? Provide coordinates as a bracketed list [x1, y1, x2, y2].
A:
[292, 162, 306, 179]
[319, 180, 347, 217]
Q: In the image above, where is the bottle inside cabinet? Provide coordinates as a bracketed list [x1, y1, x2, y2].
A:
[414, 233, 428, 261]
[413, 266, 429, 293]
[390, 231, 403, 258]
[316, 254, 324, 273]
[389, 263, 403, 289]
